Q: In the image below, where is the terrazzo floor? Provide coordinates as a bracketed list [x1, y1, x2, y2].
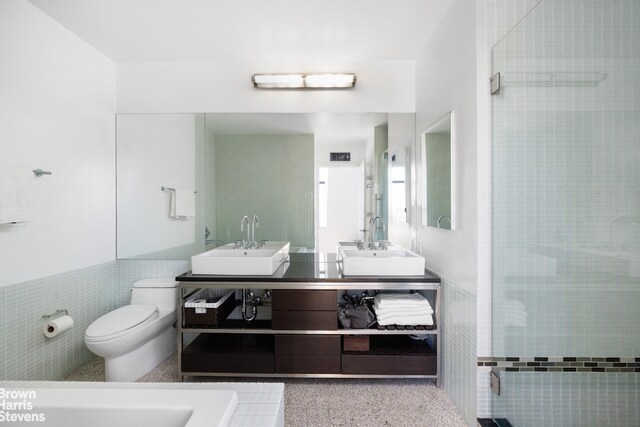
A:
[65, 353, 468, 427]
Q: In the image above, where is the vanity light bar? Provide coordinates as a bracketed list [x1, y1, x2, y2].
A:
[252, 73, 357, 89]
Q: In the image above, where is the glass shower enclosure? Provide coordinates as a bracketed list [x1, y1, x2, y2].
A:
[491, 1, 640, 425]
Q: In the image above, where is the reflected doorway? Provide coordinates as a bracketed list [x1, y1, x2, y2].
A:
[316, 165, 365, 253]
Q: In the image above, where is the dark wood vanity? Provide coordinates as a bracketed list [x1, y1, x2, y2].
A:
[176, 253, 441, 384]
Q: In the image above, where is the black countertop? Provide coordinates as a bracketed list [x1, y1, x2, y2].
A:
[176, 253, 440, 284]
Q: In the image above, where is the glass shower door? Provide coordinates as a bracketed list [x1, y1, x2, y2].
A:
[491, 1, 640, 425]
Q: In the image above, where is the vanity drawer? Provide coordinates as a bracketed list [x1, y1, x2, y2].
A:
[275, 355, 341, 374]
[272, 290, 337, 311]
[181, 334, 274, 374]
[341, 335, 436, 375]
[183, 353, 274, 374]
[341, 354, 436, 375]
[272, 310, 337, 330]
[275, 335, 340, 355]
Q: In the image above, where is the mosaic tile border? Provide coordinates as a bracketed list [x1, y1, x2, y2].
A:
[478, 357, 640, 373]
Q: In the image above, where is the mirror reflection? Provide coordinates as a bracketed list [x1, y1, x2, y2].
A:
[116, 114, 206, 260]
[422, 111, 454, 230]
[389, 148, 409, 223]
[116, 113, 415, 260]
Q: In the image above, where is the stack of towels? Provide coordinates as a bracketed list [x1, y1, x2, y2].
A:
[169, 188, 195, 219]
[373, 293, 434, 326]
[0, 163, 34, 224]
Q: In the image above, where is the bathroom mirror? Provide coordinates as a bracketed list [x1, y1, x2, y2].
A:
[116, 114, 207, 259]
[389, 147, 410, 223]
[116, 113, 414, 260]
[421, 111, 454, 230]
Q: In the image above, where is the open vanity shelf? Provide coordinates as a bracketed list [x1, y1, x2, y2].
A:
[176, 253, 441, 384]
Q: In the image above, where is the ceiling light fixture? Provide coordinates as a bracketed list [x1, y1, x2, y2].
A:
[252, 73, 357, 89]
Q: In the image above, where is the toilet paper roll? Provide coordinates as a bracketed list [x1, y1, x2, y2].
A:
[43, 315, 74, 338]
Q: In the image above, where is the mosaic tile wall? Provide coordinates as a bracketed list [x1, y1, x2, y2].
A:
[476, 0, 543, 418]
[491, 0, 640, 358]
[488, 0, 640, 424]
[213, 134, 315, 248]
[479, 357, 640, 373]
[0, 259, 192, 381]
[0, 262, 118, 380]
[495, 373, 640, 427]
[117, 259, 191, 297]
[440, 275, 477, 427]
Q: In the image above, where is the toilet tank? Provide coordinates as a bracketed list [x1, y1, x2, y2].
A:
[130, 278, 178, 311]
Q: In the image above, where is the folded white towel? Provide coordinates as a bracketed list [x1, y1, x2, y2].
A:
[0, 163, 34, 224]
[170, 188, 195, 218]
[375, 309, 433, 321]
[377, 314, 434, 326]
[374, 293, 432, 309]
[374, 305, 434, 316]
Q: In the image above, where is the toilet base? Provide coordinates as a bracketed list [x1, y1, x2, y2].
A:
[104, 326, 176, 382]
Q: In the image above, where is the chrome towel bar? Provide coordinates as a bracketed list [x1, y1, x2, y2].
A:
[162, 186, 197, 194]
[33, 169, 52, 177]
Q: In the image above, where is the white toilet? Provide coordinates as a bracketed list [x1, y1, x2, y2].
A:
[84, 277, 178, 382]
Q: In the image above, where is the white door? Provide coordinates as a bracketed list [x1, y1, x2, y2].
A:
[317, 166, 364, 253]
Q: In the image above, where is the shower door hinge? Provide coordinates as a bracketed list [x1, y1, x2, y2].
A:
[490, 371, 501, 395]
[490, 72, 501, 95]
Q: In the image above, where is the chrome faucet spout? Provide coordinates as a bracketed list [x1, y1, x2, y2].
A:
[369, 216, 385, 245]
[240, 215, 250, 246]
[251, 215, 259, 247]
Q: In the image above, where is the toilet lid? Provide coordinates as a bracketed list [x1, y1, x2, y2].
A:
[85, 304, 159, 342]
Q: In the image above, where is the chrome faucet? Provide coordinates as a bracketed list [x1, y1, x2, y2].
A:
[251, 215, 259, 248]
[368, 216, 385, 248]
[240, 215, 250, 247]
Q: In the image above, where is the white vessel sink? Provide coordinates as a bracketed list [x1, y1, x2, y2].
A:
[339, 247, 425, 276]
[192, 241, 290, 275]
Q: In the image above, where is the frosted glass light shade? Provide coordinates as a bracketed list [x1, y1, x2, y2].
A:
[304, 73, 356, 88]
[252, 73, 356, 89]
[252, 74, 304, 88]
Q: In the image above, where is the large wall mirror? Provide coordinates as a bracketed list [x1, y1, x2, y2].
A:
[116, 113, 415, 260]
[421, 111, 455, 230]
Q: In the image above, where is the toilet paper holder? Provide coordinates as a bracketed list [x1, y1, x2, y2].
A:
[42, 309, 68, 319]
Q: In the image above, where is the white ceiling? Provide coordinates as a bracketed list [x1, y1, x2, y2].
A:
[205, 113, 388, 147]
[27, 0, 449, 63]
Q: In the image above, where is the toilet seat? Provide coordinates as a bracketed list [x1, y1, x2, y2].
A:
[85, 304, 159, 343]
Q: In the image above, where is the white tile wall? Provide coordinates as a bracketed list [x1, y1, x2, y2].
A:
[0, 259, 191, 381]
[479, 0, 640, 424]
[441, 275, 477, 427]
[476, 0, 542, 419]
[0, 262, 118, 380]
[494, 373, 640, 427]
[476, 0, 542, 359]
[476, 368, 493, 419]
[491, 0, 640, 358]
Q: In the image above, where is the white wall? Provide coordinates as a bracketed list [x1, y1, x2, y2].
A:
[116, 61, 415, 113]
[0, 0, 116, 286]
[414, 1, 477, 425]
[116, 114, 197, 258]
[315, 142, 367, 167]
[415, 0, 477, 289]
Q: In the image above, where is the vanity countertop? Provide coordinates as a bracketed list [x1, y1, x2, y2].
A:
[176, 252, 440, 287]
